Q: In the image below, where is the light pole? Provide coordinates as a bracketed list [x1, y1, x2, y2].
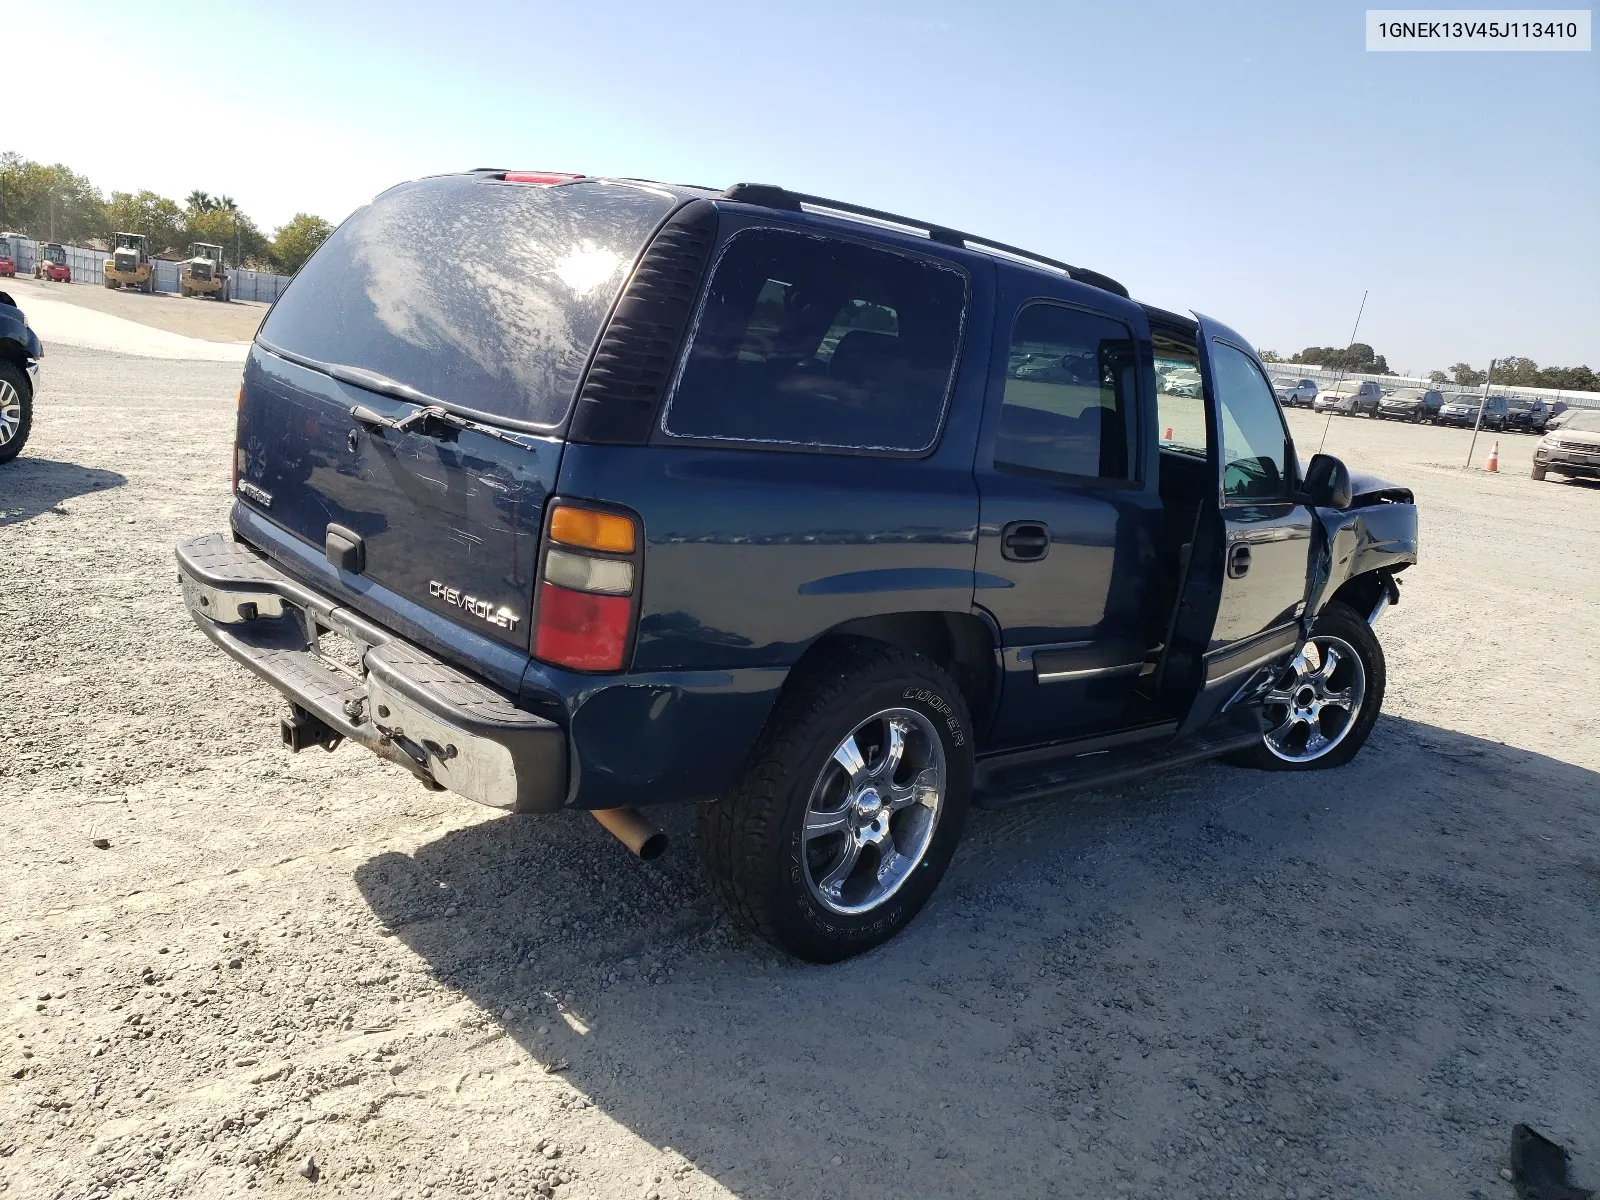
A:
[1466, 360, 1495, 468]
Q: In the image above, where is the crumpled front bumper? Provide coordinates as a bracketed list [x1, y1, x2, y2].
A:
[176, 533, 567, 812]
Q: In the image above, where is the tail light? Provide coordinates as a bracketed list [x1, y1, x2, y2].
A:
[533, 501, 641, 672]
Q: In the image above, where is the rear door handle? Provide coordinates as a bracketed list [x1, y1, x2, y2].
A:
[1227, 544, 1252, 578]
[1001, 521, 1051, 562]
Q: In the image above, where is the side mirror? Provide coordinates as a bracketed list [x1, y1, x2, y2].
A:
[1303, 453, 1352, 510]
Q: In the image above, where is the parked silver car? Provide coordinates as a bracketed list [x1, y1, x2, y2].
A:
[1273, 377, 1318, 407]
[1532, 409, 1600, 482]
[1313, 380, 1383, 416]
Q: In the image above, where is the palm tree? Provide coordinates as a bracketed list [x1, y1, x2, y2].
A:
[217, 195, 238, 212]
[185, 189, 215, 213]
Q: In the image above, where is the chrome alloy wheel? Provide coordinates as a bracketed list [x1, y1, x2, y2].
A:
[801, 708, 947, 916]
[1261, 636, 1366, 763]
[0, 379, 20, 447]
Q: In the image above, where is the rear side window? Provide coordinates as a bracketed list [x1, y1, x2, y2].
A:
[257, 176, 677, 428]
[661, 227, 968, 453]
[995, 302, 1136, 481]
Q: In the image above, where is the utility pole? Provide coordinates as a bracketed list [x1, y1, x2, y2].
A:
[1466, 360, 1495, 467]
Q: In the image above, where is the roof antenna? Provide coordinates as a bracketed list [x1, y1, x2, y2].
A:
[1317, 289, 1369, 457]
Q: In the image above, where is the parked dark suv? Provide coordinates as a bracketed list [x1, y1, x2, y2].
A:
[1436, 393, 1510, 429]
[175, 172, 1419, 961]
[1504, 397, 1551, 434]
[1375, 388, 1444, 423]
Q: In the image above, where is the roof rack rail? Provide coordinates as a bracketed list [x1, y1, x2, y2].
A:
[720, 183, 1129, 299]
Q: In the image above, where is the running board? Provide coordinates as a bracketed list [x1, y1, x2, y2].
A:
[973, 711, 1264, 810]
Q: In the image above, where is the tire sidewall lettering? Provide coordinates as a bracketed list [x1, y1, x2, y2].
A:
[902, 685, 966, 746]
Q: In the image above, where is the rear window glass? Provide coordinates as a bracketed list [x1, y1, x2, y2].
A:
[257, 176, 676, 428]
[661, 227, 967, 453]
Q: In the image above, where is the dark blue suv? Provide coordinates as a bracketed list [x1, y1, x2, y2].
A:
[176, 172, 1418, 961]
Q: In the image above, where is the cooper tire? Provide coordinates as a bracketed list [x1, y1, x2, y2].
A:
[1228, 600, 1385, 773]
[0, 360, 35, 465]
[698, 638, 974, 963]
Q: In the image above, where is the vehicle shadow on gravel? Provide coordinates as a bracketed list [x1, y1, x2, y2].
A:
[0, 457, 126, 525]
[354, 715, 1600, 1199]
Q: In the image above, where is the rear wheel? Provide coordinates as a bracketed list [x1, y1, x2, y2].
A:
[698, 640, 973, 962]
[1229, 600, 1384, 772]
[0, 362, 34, 465]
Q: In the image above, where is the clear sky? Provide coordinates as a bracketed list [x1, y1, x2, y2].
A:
[13, 0, 1597, 373]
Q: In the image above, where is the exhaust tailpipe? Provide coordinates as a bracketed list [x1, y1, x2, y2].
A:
[591, 807, 669, 861]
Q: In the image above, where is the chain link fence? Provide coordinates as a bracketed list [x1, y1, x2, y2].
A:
[2, 235, 292, 304]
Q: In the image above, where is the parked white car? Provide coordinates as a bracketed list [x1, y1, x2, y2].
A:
[1162, 367, 1204, 397]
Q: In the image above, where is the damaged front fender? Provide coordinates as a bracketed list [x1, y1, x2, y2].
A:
[1305, 472, 1419, 621]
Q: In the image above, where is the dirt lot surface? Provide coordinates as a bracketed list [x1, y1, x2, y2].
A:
[6, 274, 268, 343]
[2, 352, 1597, 1200]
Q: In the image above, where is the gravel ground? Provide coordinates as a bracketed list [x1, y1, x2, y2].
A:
[2, 347, 1597, 1200]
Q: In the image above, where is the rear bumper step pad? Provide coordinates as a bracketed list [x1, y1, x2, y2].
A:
[176, 533, 566, 812]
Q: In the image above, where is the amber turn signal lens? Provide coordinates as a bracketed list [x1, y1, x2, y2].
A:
[549, 505, 636, 554]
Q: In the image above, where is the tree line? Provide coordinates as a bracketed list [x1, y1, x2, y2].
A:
[0, 152, 334, 275]
[1261, 345, 1595, 392]
[1260, 344, 1393, 374]
[1427, 358, 1598, 392]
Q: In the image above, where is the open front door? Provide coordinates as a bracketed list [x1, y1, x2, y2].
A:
[1154, 314, 1315, 736]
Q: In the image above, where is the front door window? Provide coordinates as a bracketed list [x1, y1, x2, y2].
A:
[1211, 340, 1291, 501]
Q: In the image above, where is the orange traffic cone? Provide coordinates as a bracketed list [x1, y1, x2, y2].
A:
[1163, 426, 1173, 441]
[1484, 441, 1499, 472]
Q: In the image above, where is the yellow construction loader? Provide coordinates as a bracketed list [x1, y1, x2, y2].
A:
[103, 232, 154, 293]
[178, 243, 229, 301]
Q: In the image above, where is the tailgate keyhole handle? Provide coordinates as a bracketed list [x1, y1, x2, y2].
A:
[1228, 544, 1252, 578]
[1002, 521, 1051, 562]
